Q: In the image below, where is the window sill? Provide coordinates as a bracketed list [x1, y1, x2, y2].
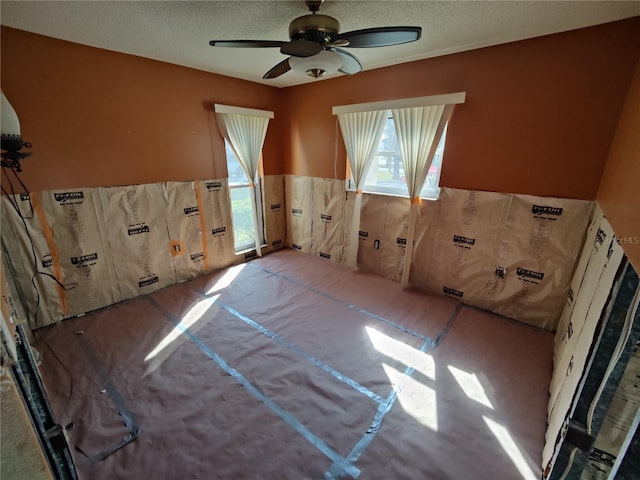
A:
[234, 244, 268, 256]
[345, 186, 441, 202]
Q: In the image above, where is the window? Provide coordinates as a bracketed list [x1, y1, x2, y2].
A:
[359, 114, 447, 199]
[334, 92, 465, 281]
[214, 103, 272, 256]
[226, 142, 264, 252]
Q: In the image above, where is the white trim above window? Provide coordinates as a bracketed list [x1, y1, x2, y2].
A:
[214, 104, 274, 119]
[332, 92, 466, 115]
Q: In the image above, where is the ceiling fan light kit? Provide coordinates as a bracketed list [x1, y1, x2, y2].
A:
[289, 50, 343, 78]
[209, 0, 421, 80]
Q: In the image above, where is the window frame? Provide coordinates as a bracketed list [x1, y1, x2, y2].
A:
[224, 140, 265, 253]
[356, 115, 447, 200]
[335, 92, 465, 201]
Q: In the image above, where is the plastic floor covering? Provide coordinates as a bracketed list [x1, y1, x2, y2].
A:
[36, 248, 553, 479]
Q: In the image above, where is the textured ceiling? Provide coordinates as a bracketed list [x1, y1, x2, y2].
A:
[1, 1, 638, 88]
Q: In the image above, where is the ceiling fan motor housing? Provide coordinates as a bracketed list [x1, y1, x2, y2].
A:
[289, 14, 340, 42]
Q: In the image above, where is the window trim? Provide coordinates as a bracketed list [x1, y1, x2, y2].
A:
[214, 104, 274, 119]
[332, 92, 466, 115]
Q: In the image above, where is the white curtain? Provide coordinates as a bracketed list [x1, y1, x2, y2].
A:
[216, 110, 271, 257]
[392, 104, 453, 287]
[337, 110, 388, 267]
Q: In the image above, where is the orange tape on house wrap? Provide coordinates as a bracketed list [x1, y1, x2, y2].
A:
[31, 192, 70, 315]
[170, 240, 185, 257]
[193, 181, 209, 271]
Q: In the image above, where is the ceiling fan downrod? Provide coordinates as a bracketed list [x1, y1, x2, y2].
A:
[305, 0, 324, 14]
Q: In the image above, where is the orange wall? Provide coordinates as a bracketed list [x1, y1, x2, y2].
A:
[0, 27, 285, 193]
[283, 18, 639, 199]
[597, 59, 640, 271]
[2, 19, 638, 200]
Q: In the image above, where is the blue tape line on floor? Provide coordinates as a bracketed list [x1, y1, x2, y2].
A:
[76, 334, 141, 462]
[323, 301, 463, 478]
[147, 297, 361, 479]
[323, 339, 433, 480]
[248, 262, 433, 343]
[191, 291, 385, 406]
[435, 302, 464, 347]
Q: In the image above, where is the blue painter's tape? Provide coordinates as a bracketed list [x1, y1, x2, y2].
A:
[345, 303, 431, 343]
[192, 292, 385, 406]
[147, 297, 361, 479]
[76, 334, 141, 462]
[248, 263, 433, 343]
[323, 339, 433, 480]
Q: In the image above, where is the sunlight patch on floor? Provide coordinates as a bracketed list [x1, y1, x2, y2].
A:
[483, 415, 537, 480]
[145, 295, 219, 362]
[365, 326, 435, 381]
[447, 365, 494, 409]
[382, 363, 438, 431]
[206, 264, 246, 295]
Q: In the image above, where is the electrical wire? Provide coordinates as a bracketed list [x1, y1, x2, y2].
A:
[558, 446, 578, 480]
[1, 167, 78, 329]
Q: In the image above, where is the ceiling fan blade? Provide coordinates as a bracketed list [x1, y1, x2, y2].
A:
[209, 40, 287, 48]
[335, 27, 421, 48]
[280, 40, 323, 58]
[263, 58, 292, 79]
[331, 48, 362, 75]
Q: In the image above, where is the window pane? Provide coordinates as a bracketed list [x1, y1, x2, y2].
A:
[364, 117, 407, 195]
[361, 116, 447, 199]
[226, 143, 250, 186]
[420, 126, 446, 199]
[230, 186, 254, 250]
[225, 139, 261, 252]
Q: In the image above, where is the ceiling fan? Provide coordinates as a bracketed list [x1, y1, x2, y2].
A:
[209, 0, 421, 79]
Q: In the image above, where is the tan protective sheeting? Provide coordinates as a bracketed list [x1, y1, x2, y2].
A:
[416, 189, 592, 329]
[310, 178, 346, 263]
[542, 207, 625, 471]
[285, 175, 313, 253]
[357, 193, 409, 283]
[41, 188, 117, 315]
[1, 177, 286, 328]
[262, 174, 286, 251]
[164, 181, 205, 282]
[1, 194, 63, 326]
[342, 190, 356, 264]
[37, 248, 552, 480]
[196, 179, 236, 270]
[424, 189, 511, 306]
[489, 194, 593, 327]
[284, 177, 592, 331]
[407, 199, 439, 288]
[98, 184, 176, 301]
[284, 176, 346, 263]
[1, 189, 119, 325]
